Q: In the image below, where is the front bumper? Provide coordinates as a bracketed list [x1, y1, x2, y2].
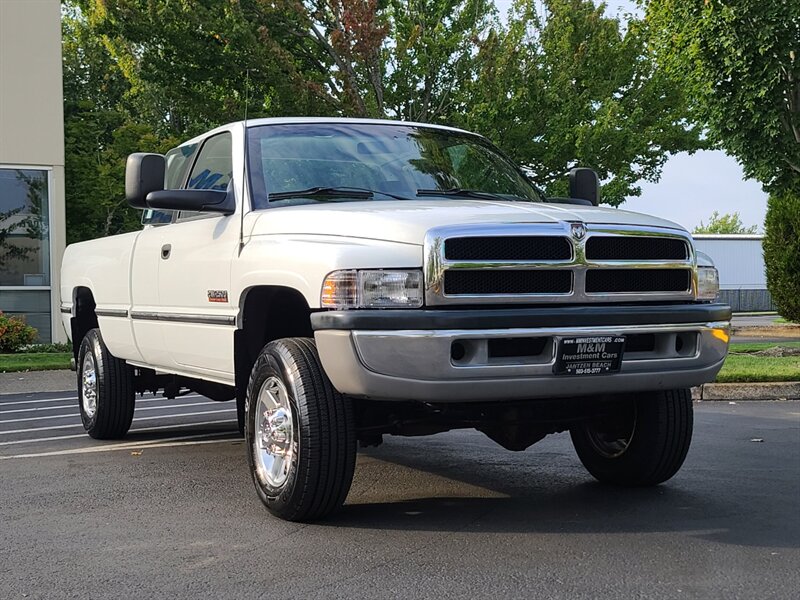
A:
[312, 304, 731, 402]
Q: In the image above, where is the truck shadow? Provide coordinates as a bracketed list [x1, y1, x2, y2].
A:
[324, 427, 798, 550]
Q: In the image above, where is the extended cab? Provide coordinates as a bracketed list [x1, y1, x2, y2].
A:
[61, 118, 730, 521]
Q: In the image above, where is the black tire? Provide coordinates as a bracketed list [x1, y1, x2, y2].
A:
[245, 337, 356, 521]
[570, 388, 693, 487]
[77, 328, 135, 439]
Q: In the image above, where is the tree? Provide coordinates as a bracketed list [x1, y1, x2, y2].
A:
[459, 0, 706, 206]
[79, 0, 495, 126]
[693, 211, 758, 234]
[63, 4, 176, 243]
[385, 0, 495, 122]
[646, 0, 799, 193]
[763, 191, 800, 321]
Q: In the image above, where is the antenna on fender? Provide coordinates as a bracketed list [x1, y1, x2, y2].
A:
[238, 69, 250, 255]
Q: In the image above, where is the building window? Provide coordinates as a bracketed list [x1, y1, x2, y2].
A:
[0, 168, 52, 341]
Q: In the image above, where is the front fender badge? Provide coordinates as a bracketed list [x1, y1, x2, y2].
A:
[208, 290, 229, 303]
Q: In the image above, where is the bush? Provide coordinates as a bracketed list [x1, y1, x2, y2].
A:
[764, 190, 800, 322]
[0, 311, 38, 353]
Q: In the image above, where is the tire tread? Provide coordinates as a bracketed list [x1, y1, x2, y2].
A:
[78, 329, 135, 440]
[246, 337, 355, 521]
[571, 388, 693, 487]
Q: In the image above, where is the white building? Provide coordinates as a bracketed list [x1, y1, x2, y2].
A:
[0, 0, 67, 342]
[693, 234, 774, 312]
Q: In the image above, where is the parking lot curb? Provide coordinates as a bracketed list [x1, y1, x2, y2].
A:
[692, 382, 800, 401]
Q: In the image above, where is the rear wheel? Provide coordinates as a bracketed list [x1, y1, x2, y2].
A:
[245, 338, 356, 521]
[570, 389, 693, 486]
[77, 328, 135, 439]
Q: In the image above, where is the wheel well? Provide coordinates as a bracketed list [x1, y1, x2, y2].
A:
[70, 287, 98, 360]
[235, 286, 313, 396]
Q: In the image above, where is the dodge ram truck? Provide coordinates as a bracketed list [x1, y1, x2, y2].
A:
[60, 118, 730, 521]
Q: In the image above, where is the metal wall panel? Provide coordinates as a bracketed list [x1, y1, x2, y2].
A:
[693, 236, 766, 289]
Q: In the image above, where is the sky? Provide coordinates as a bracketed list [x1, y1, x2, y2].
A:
[492, 0, 768, 232]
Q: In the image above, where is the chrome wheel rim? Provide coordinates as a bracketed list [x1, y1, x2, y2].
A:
[253, 376, 295, 490]
[81, 352, 98, 418]
[586, 406, 637, 459]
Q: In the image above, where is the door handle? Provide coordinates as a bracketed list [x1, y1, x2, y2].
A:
[161, 244, 172, 260]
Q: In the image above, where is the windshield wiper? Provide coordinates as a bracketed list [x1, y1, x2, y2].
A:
[268, 186, 372, 201]
[269, 186, 409, 201]
[416, 188, 508, 201]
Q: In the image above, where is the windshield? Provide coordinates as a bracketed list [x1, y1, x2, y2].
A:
[247, 123, 542, 208]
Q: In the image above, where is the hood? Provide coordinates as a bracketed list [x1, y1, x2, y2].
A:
[249, 199, 686, 245]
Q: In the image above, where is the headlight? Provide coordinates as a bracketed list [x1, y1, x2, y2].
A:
[696, 266, 719, 301]
[321, 269, 423, 309]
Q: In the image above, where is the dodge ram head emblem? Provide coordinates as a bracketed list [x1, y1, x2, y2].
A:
[570, 222, 587, 240]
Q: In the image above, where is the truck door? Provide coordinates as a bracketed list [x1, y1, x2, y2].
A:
[130, 142, 200, 370]
[152, 131, 239, 382]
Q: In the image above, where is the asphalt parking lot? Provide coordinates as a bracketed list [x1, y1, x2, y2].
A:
[1, 391, 798, 599]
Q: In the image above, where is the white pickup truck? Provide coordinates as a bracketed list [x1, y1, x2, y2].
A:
[61, 118, 730, 521]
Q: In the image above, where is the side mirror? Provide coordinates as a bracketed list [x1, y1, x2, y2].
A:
[126, 153, 165, 209]
[568, 167, 600, 206]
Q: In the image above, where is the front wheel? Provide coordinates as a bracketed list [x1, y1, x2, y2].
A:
[77, 328, 135, 439]
[245, 338, 356, 521]
[570, 388, 693, 487]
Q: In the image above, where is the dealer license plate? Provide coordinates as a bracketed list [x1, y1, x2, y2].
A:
[554, 336, 626, 376]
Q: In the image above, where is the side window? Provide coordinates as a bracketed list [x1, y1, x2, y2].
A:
[187, 133, 233, 190]
[178, 132, 233, 221]
[141, 143, 199, 226]
[166, 143, 199, 189]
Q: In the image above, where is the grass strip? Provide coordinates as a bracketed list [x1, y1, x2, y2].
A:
[0, 352, 72, 373]
[717, 343, 800, 383]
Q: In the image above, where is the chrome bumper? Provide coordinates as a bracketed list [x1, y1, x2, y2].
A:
[314, 321, 730, 402]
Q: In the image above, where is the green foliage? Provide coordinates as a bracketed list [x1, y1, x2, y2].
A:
[63, 5, 177, 243]
[386, 0, 495, 121]
[763, 190, 800, 322]
[646, 0, 800, 195]
[0, 312, 38, 353]
[458, 0, 706, 205]
[693, 211, 758, 234]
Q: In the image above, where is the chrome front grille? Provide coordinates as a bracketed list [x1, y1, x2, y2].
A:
[443, 269, 573, 295]
[444, 236, 572, 261]
[424, 223, 697, 305]
[585, 236, 689, 260]
[585, 268, 692, 293]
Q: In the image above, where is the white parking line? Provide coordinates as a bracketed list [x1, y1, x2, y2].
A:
[0, 393, 204, 407]
[0, 401, 220, 424]
[0, 432, 239, 460]
[0, 408, 236, 436]
[0, 419, 237, 447]
[0, 395, 79, 406]
[0, 394, 205, 413]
